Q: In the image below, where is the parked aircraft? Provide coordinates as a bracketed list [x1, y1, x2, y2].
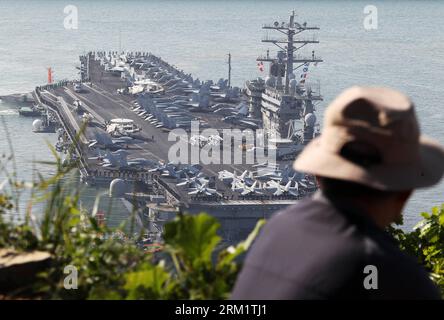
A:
[266, 180, 299, 196]
[233, 180, 263, 196]
[176, 173, 208, 188]
[188, 182, 219, 196]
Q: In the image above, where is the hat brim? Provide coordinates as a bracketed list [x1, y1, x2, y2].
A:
[293, 135, 444, 191]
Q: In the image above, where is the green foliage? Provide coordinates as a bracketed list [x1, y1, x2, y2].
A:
[92, 214, 264, 300]
[123, 262, 172, 300]
[389, 204, 444, 296]
[164, 213, 221, 268]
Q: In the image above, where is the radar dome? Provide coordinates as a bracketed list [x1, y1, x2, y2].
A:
[304, 113, 317, 127]
[32, 119, 43, 131]
[109, 179, 128, 197]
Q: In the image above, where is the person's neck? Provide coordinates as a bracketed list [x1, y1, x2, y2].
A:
[321, 191, 398, 229]
[348, 198, 396, 229]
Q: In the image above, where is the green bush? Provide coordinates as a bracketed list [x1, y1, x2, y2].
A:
[388, 205, 444, 295]
[0, 197, 263, 299]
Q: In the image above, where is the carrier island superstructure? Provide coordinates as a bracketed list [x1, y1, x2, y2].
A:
[31, 12, 321, 243]
[246, 11, 322, 146]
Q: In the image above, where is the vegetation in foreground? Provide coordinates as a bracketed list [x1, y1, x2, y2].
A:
[0, 133, 442, 299]
[0, 137, 266, 299]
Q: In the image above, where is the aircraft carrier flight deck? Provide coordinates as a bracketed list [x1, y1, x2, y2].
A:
[30, 13, 322, 240]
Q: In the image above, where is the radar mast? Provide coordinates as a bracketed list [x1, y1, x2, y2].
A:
[258, 11, 322, 93]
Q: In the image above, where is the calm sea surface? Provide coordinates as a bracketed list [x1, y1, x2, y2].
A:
[0, 0, 443, 229]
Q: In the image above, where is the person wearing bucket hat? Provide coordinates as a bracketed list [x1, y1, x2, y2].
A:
[232, 87, 444, 300]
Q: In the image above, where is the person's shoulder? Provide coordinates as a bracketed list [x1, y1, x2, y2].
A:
[245, 196, 367, 276]
[265, 195, 356, 239]
[234, 197, 367, 299]
[236, 196, 441, 299]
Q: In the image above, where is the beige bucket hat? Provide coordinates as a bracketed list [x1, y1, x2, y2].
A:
[294, 86, 444, 191]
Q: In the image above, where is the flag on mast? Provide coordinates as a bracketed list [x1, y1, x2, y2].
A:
[257, 61, 264, 72]
[299, 62, 310, 84]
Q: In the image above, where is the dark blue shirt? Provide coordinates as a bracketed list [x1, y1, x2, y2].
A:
[231, 192, 441, 299]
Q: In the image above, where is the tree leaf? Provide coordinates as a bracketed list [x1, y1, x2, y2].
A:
[421, 212, 431, 219]
[164, 213, 221, 268]
[124, 263, 170, 299]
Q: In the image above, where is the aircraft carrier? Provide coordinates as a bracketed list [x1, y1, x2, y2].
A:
[32, 12, 322, 242]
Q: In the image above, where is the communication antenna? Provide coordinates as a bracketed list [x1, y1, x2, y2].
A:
[258, 11, 322, 93]
[119, 28, 122, 53]
[227, 53, 232, 88]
